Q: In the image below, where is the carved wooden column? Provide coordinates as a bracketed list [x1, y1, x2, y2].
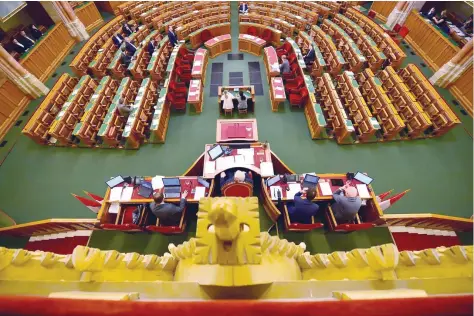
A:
[386, 1, 421, 29]
[0, 45, 49, 98]
[43, 1, 89, 41]
[430, 39, 473, 87]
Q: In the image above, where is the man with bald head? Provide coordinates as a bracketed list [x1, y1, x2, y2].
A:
[332, 183, 361, 222]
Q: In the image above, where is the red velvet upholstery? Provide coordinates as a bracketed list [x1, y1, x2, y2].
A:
[247, 26, 258, 36]
[176, 66, 192, 83]
[201, 29, 212, 43]
[276, 41, 292, 58]
[178, 46, 194, 62]
[282, 63, 300, 80]
[99, 223, 142, 232]
[145, 206, 187, 234]
[398, 26, 409, 38]
[167, 93, 186, 111]
[282, 205, 324, 232]
[333, 223, 375, 232]
[289, 88, 309, 107]
[176, 58, 191, 70]
[368, 10, 376, 19]
[288, 53, 297, 65]
[285, 76, 304, 94]
[387, 23, 402, 36]
[169, 81, 187, 94]
[222, 181, 253, 197]
[261, 29, 272, 43]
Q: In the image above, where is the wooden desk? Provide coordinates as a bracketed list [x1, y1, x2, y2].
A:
[239, 22, 282, 46]
[128, 30, 163, 79]
[311, 25, 347, 75]
[147, 36, 172, 83]
[239, 14, 295, 38]
[75, 2, 103, 32]
[189, 23, 231, 50]
[149, 89, 170, 144]
[203, 142, 273, 179]
[205, 34, 232, 58]
[218, 86, 255, 114]
[187, 80, 203, 113]
[263, 47, 279, 79]
[238, 34, 266, 56]
[269, 77, 286, 111]
[191, 48, 208, 83]
[216, 119, 258, 143]
[296, 31, 327, 77]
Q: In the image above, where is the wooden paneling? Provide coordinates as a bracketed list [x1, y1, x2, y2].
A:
[369, 1, 397, 22]
[93, 1, 126, 15]
[0, 79, 31, 140]
[449, 66, 474, 117]
[404, 10, 459, 71]
[20, 22, 75, 82]
[75, 2, 104, 32]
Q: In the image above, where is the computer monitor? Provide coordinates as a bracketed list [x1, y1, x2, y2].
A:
[207, 144, 224, 161]
[106, 176, 124, 188]
[138, 182, 153, 198]
[266, 175, 280, 187]
[163, 177, 180, 187]
[354, 172, 373, 185]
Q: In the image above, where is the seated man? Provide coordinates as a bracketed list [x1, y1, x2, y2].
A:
[304, 46, 316, 65]
[122, 22, 133, 37]
[236, 91, 248, 110]
[29, 25, 43, 40]
[332, 184, 361, 222]
[117, 98, 132, 118]
[280, 55, 291, 74]
[220, 169, 253, 189]
[149, 190, 188, 226]
[124, 37, 137, 54]
[239, 2, 249, 14]
[148, 38, 157, 56]
[287, 188, 319, 224]
[112, 33, 124, 47]
[433, 10, 449, 31]
[18, 31, 35, 49]
[11, 39, 27, 54]
[120, 48, 132, 68]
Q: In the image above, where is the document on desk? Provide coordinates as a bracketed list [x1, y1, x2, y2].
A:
[237, 148, 254, 155]
[109, 187, 123, 202]
[194, 186, 206, 200]
[204, 161, 216, 175]
[222, 156, 236, 169]
[260, 162, 274, 177]
[108, 202, 120, 214]
[319, 182, 333, 196]
[356, 184, 371, 199]
[151, 176, 164, 190]
[242, 153, 254, 165]
[287, 183, 301, 199]
[215, 157, 226, 171]
[120, 187, 134, 202]
[234, 154, 245, 165]
[270, 186, 282, 200]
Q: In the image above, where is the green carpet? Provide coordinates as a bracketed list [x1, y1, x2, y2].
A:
[0, 4, 471, 253]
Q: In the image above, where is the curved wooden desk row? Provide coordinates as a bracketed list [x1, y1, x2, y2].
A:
[397, 64, 460, 136]
[239, 14, 294, 39]
[344, 8, 406, 68]
[129, 1, 169, 22]
[379, 66, 432, 138]
[321, 19, 367, 74]
[295, 31, 326, 78]
[357, 69, 406, 140]
[150, 1, 228, 28]
[190, 23, 231, 50]
[149, 88, 170, 144]
[283, 1, 330, 19]
[174, 14, 231, 44]
[333, 14, 387, 71]
[147, 37, 173, 83]
[117, 1, 146, 17]
[247, 6, 314, 33]
[336, 71, 381, 142]
[238, 34, 266, 56]
[70, 15, 125, 76]
[310, 25, 347, 75]
[248, 1, 319, 26]
[240, 22, 282, 46]
[191, 48, 208, 82]
[22, 74, 79, 144]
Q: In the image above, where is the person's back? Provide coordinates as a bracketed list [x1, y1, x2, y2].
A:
[288, 188, 319, 224]
[237, 91, 247, 109]
[332, 185, 361, 222]
[149, 191, 187, 226]
[280, 56, 291, 74]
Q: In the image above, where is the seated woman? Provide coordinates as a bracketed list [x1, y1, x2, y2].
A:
[433, 10, 449, 32]
[237, 91, 248, 110]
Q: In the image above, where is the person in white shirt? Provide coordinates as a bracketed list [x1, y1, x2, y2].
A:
[221, 90, 234, 111]
[12, 39, 27, 54]
[19, 31, 35, 49]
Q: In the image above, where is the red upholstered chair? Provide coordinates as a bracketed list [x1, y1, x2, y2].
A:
[368, 10, 376, 19]
[282, 63, 300, 80]
[169, 81, 187, 94]
[261, 29, 272, 43]
[200, 29, 212, 44]
[247, 26, 258, 36]
[282, 205, 324, 232]
[99, 205, 144, 232]
[175, 58, 191, 70]
[288, 53, 297, 65]
[284, 76, 304, 94]
[145, 206, 187, 234]
[222, 181, 253, 197]
[325, 205, 376, 233]
[386, 23, 402, 36]
[176, 66, 192, 83]
[178, 46, 194, 62]
[276, 41, 292, 58]
[167, 93, 187, 111]
[289, 88, 309, 108]
[393, 26, 410, 45]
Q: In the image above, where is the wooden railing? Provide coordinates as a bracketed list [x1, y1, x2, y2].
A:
[20, 22, 75, 82]
[449, 66, 473, 117]
[369, 1, 397, 22]
[0, 218, 99, 237]
[75, 2, 104, 32]
[0, 78, 31, 141]
[376, 214, 473, 232]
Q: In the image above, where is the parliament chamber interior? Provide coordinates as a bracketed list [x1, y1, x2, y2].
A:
[0, 1, 473, 314]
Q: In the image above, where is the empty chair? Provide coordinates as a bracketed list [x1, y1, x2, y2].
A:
[368, 10, 376, 19]
[325, 205, 375, 233]
[285, 76, 304, 94]
[387, 23, 402, 37]
[169, 81, 187, 94]
[200, 29, 212, 44]
[247, 26, 258, 36]
[167, 93, 186, 111]
[276, 41, 292, 59]
[261, 28, 272, 44]
[289, 88, 309, 108]
[176, 66, 192, 83]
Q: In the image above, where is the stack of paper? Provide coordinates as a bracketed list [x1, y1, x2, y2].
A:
[287, 183, 301, 199]
[319, 182, 333, 196]
[260, 162, 274, 177]
[234, 155, 245, 165]
[243, 153, 254, 165]
[109, 187, 123, 201]
[356, 184, 371, 199]
[108, 202, 120, 214]
[194, 186, 206, 200]
[121, 187, 134, 201]
[151, 176, 164, 190]
[204, 161, 216, 175]
[270, 186, 283, 200]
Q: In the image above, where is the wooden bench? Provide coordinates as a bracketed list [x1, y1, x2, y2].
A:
[239, 14, 294, 38]
[311, 25, 347, 75]
[147, 36, 172, 83]
[189, 23, 231, 50]
[295, 31, 327, 78]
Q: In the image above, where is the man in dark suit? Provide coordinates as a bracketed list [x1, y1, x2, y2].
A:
[168, 25, 178, 47]
[18, 31, 35, 49]
[122, 22, 133, 36]
[287, 188, 320, 224]
[120, 48, 132, 67]
[304, 46, 316, 65]
[239, 2, 249, 14]
[29, 25, 43, 40]
[124, 37, 137, 54]
[11, 39, 27, 54]
[149, 190, 188, 226]
[112, 33, 124, 47]
[147, 38, 157, 56]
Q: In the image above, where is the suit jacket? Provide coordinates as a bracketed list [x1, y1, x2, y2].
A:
[13, 42, 27, 54]
[19, 35, 34, 49]
[125, 41, 137, 54]
[305, 48, 315, 61]
[122, 24, 133, 36]
[331, 189, 361, 222]
[168, 30, 178, 46]
[112, 34, 123, 47]
[31, 28, 42, 40]
[287, 192, 319, 224]
[147, 41, 155, 55]
[239, 3, 248, 12]
[280, 60, 291, 73]
[149, 199, 186, 226]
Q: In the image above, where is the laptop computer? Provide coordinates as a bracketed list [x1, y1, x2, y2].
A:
[138, 181, 153, 198]
[106, 176, 124, 188]
[207, 144, 225, 161]
[266, 175, 280, 187]
[163, 177, 181, 198]
[354, 172, 373, 185]
[302, 174, 320, 189]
